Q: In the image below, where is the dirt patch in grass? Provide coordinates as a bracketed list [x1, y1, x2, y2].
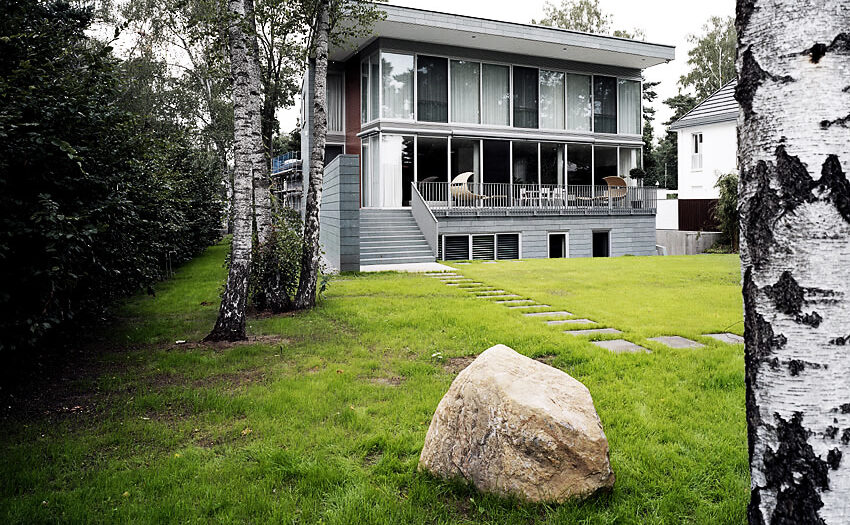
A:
[443, 356, 476, 374]
[367, 376, 405, 387]
[534, 354, 557, 365]
[174, 334, 291, 352]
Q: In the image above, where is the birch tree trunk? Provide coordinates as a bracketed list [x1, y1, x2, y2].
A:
[205, 0, 262, 342]
[244, 0, 272, 245]
[736, 1, 850, 523]
[293, 0, 329, 310]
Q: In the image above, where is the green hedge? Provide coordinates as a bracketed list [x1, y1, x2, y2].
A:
[0, 0, 223, 355]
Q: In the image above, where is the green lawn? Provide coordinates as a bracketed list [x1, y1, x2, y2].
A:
[1, 243, 748, 524]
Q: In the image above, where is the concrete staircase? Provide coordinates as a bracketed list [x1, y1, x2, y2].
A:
[360, 209, 436, 266]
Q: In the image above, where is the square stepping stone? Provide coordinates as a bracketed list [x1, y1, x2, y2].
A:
[495, 299, 534, 304]
[509, 304, 551, 309]
[563, 328, 622, 336]
[523, 311, 573, 317]
[483, 261, 499, 264]
[592, 339, 650, 354]
[480, 294, 520, 299]
[474, 290, 506, 295]
[648, 336, 705, 349]
[547, 318, 597, 325]
[455, 262, 471, 265]
[703, 333, 745, 345]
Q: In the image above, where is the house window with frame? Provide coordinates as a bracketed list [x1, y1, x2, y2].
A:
[692, 133, 703, 170]
[360, 61, 369, 124]
[451, 60, 481, 124]
[381, 53, 414, 120]
[482, 64, 510, 126]
[593, 75, 617, 133]
[327, 74, 344, 132]
[617, 79, 641, 134]
[513, 66, 539, 129]
[417, 56, 448, 123]
[566, 74, 592, 131]
[539, 70, 565, 129]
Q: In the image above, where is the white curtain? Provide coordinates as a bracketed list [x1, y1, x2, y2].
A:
[618, 79, 641, 134]
[369, 135, 381, 206]
[379, 135, 403, 207]
[381, 53, 414, 120]
[539, 70, 565, 129]
[566, 74, 592, 131]
[482, 64, 509, 126]
[618, 147, 641, 180]
[451, 60, 480, 124]
[327, 74, 343, 132]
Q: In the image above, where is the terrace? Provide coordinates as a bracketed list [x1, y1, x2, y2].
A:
[416, 181, 657, 216]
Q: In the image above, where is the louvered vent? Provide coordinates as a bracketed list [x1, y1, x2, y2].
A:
[472, 235, 495, 260]
[444, 235, 470, 261]
[496, 234, 519, 260]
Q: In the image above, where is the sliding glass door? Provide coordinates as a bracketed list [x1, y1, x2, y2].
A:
[362, 134, 413, 207]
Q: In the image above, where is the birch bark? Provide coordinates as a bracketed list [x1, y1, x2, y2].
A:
[205, 0, 262, 341]
[293, 0, 329, 310]
[737, 1, 850, 523]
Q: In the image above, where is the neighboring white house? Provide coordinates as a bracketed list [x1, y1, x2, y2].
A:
[670, 80, 738, 201]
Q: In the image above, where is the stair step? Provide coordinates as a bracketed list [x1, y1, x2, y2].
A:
[360, 255, 436, 265]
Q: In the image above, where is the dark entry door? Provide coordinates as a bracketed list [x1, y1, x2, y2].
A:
[592, 231, 610, 257]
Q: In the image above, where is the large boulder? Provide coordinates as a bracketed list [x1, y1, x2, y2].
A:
[419, 344, 615, 502]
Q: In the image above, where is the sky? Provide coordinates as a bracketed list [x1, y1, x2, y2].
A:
[279, 0, 735, 142]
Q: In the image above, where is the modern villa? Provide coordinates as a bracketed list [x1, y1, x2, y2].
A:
[300, 4, 675, 271]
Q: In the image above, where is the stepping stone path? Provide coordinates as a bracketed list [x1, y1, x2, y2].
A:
[703, 333, 745, 345]
[523, 311, 573, 318]
[563, 328, 622, 336]
[592, 339, 650, 354]
[649, 336, 705, 349]
[547, 318, 597, 326]
[508, 304, 551, 309]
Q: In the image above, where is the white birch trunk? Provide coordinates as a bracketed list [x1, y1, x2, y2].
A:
[293, 0, 329, 310]
[205, 0, 262, 341]
[244, 0, 272, 245]
[737, 1, 850, 523]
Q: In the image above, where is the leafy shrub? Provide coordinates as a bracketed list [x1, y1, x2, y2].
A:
[713, 172, 739, 251]
[250, 208, 304, 313]
[0, 0, 223, 357]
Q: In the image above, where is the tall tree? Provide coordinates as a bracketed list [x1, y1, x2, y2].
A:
[737, 0, 850, 522]
[206, 0, 265, 341]
[533, 0, 643, 39]
[293, 0, 329, 311]
[680, 16, 736, 100]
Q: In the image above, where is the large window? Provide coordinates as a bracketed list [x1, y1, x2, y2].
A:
[513, 67, 539, 129]
[327, 74, 344, 132]
[593, 75, 617, 133]
[369, 55, 379, 121]
[482, 64, 510, 126]
[362, 134, 414, 207]
[451, 138, 481, 184]
[451, 60, 481, 124]
[360, 62, 368, 124]
[541, 143, 565, 185]
[483, 140, 510, 184]
[619, 147, 642, 179]
[539, 70, 565, 129]
[417, 136, 448, 186]
[567, 143, 592, 185]
[361, 135, 380, 206]
[618, 79, 641, 134]
[417, 56, 448, 123]
[381, 53, 414, 120]
[512, 141, 538, 184]
[594, 146, 618, 184]
[567, 74, 592, 131]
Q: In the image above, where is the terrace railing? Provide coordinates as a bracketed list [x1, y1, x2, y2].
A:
[417, 182, 657, 213]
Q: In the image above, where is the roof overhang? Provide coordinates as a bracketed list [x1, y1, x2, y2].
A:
[669, 112, 738, 131]
[331, 4, 675, 69]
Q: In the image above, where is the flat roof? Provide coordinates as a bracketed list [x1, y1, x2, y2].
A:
[331, 4, 676, 69]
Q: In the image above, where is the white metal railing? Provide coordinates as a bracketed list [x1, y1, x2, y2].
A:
[691, 153, 703, 171]
[417, 182, 657, 212]
[410, 182, 439, 255]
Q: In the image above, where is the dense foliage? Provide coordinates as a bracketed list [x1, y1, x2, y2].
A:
[0, 0, 223, 356]
[250, 207, 304, 313]
[713, 172, 739, 251]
